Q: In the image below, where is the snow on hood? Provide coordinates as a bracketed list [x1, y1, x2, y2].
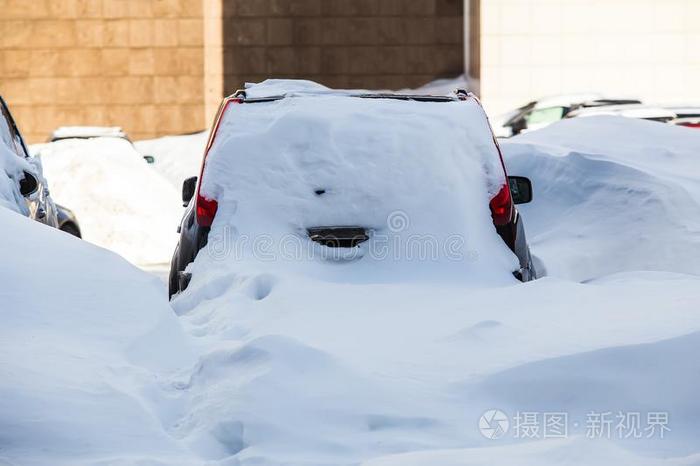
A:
[502, 115, 700, 281]
[33, 137, 182, 265]
[198, 92, 516, 283]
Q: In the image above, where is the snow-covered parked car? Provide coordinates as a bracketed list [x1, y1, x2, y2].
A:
[48, 126, 156, 164]
[169, 80, 537, 297]
[492, 94, 642, 137]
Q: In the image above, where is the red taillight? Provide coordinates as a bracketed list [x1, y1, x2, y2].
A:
[489, 183, 513, 226]
[194, 96, 242, 227]
[196, 195, 218, 227]
[680, 122, 700, 129]
[460, 93, 515, 227]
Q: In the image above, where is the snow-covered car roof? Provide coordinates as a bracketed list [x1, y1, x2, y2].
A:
[49, 126, 129, 142]
[566, 104, 677, 121]
[240, 79, 463, 101]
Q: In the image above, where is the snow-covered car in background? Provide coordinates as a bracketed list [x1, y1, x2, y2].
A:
[169, 81, 537, 298]
[667, 106, 700, 128]
[49, 126, 156, 163]
[492, 94, 642, 137]
[565, 104, 677, 122]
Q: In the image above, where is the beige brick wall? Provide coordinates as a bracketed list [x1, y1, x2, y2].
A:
[0, 0, 206, 143]
[220, 0, 465, 93]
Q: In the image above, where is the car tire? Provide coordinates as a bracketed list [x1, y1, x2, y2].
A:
[168, 246, 180, 299]
[60, 222, 81, 238]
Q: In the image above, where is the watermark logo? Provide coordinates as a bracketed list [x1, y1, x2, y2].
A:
[479, 409, 510, 439]
[387, 210, 410, 232]
[478, 409, 670, 440]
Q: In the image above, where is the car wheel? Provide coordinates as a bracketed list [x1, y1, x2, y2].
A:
[168, 246, 180, 299]
[60, 223, 81, 238]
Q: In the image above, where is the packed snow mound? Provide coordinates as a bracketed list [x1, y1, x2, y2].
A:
[198, 94, 517, 283]
[0, 207, 198, 465]
[33, 137, 182, 265]
[501, 116, 700, 281]
[135, 131, 207, 190]
[171, 98, 700, 465]
[172, 269, 700, 465]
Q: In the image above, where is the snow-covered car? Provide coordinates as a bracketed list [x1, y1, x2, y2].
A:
[492, 94, 642, 137]
[565, 104, 677, 122]
[168, 81, 537, 298]
[1, 95, 60, 228]
[48, 126, 155, 163]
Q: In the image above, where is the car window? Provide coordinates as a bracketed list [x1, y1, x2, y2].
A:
[525, 106, 566, 126]
[0, 104, 16, 151]
[0, 102, 27, 157]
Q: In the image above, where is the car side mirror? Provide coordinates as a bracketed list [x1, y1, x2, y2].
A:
[182, 176, 197, 206]
[143, 155, 155, 164]
[19, 171, 39, 197]
[509, 176, 533, 204]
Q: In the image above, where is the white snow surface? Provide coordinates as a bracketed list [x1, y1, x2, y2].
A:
[501, 116, 700, 281]
[135, 131, 208, 190]
[50, 125, 127, 140]
[170, 96, 700, 465]
[32, 137, 182, 265]
[4, 86, 700, 466]
[0, 208, 199, 465]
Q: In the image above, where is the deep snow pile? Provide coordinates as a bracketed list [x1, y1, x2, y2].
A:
[167, 85, 700, 465]
[33, 137, 182, 265]
[5, 83, 700, 465]
[500, 116, 700, 281]
[135, 131, 207, 190]
[0, 214, 199, 463]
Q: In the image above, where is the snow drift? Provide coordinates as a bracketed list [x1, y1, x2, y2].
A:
[169, 85, 700, 465]
[5, 83, 700, 466]
[33, 137, 183, 265]
[0, 208, 199, 465]
[501, 116, 700, 281]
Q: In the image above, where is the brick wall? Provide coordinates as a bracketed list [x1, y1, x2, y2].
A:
[221, 0, 464, 93]
[0, 0, 206, 143]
